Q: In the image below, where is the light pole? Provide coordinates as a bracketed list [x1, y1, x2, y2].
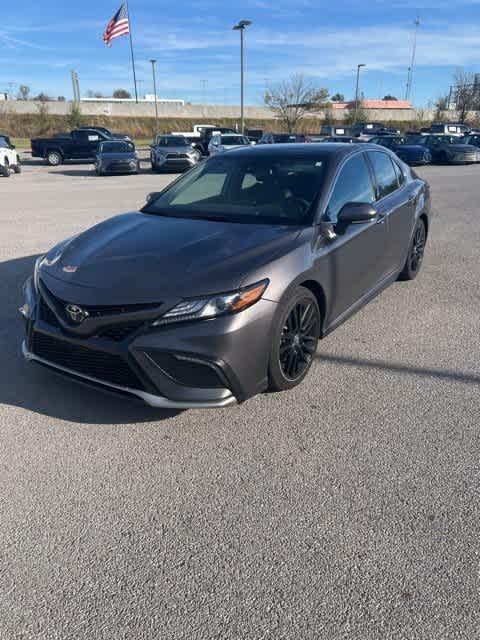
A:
[150, 59, 158, 123]
[405, 18, 420, 101]
[354, 63, 366, 123]
[233, 20, 252, 134]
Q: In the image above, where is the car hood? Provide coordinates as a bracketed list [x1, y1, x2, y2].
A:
[98, 151, 137, 159]
[39, 212, 302, 305]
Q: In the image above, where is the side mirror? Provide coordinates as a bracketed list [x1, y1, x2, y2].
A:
[338, 202, 377, 224]
[146, 191, 162, 204]
[10, 144, 16, 149]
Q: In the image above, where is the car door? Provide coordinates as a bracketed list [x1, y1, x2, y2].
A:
[318, 151, 389, 324]
[72, 130, 101, 159]
[366, 150, 415, 275]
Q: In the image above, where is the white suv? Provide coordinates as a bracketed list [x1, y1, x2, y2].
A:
[208, 133, 252, 156]
[0, 135, 21, 177]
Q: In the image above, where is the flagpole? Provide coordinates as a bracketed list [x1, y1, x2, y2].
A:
[124, 0, 139, 103]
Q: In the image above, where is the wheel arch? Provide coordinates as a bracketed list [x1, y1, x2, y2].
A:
[297, 279, 327, 337]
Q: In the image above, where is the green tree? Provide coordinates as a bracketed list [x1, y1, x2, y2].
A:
[331, 93, 345, 102]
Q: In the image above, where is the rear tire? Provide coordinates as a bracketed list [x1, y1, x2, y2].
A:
[13, 162, 21, 174]
[399, 218, 426, 281]
[46, 150, 62, 166]
[268, 288, 320, 392]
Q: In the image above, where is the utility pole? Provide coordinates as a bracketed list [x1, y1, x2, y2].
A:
[233, 20, 252, 134]
[354, 63, 366, 123]
[405, 18, 420, 102]
[201, 79, 207, 107]
[150, 59, 158, 122]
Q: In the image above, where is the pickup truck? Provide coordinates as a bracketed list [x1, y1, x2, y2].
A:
[31, 128, 125, 166]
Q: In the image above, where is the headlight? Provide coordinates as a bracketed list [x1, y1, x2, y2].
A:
[153, 280, 269, 326]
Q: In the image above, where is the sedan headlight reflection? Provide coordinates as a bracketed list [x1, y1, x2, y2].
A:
[153, 280, 269, 326]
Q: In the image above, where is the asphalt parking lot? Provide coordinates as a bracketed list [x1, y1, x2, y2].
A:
[1, 158, 479, 639]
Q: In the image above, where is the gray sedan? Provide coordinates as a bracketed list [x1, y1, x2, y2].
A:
[21, 144, 431, 409]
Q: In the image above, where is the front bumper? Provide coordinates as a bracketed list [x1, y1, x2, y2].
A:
[152, 153, 198, 171]
[98, 160, 139, 174]
[21, 277, 276, 408]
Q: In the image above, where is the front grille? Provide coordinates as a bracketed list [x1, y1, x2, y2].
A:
[32, 332, 145, 390]
[99, 324, 143, 342]
[166, 153, 189, 159]
[40, 282, 161, 319]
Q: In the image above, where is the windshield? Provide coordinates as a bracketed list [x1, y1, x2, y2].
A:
[143, 153, 328, 225]
[156, 136, 188, 147]
[221, 136, 250, 145]
[99, 141, 134, 153]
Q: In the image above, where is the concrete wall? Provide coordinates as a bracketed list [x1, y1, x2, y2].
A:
[1, 100, 473, 123]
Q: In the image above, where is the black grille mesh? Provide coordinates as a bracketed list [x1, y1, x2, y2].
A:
[32, 332, 145, 390]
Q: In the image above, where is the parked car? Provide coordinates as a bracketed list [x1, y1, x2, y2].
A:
[368, 135, 432, 165]
[174, 124, 237, 156]
[407, 134, 480, 164]
[246, 128, 263, 143]
[461, 133, 480, 148]
[21, 143, 431, 408]
[319, 125, 352, 137]
[0, 134, 21, 177]
[427, 122, 470, 136]
[351, 122, 398, 137]
[31, 128, 125, 166]
[95, 140, 139, 176]
[150, 135, 200, 172]
[208, 133, 251, 156]
[258, 133, 309, 144]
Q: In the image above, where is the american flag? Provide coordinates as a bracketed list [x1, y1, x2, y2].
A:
[103, 3, 130, 47]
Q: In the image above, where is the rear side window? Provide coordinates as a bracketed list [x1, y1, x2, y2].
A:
[326, 153, 375, 223]
[367, 151, 399, 199]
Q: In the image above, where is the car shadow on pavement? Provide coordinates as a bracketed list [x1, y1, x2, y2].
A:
[48, 169, 96, 177]
[0, 254, 180, 424]
[315, 353, 480, 386]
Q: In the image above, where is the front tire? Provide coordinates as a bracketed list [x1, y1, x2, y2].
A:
[46, 150, 62, 166]
[13, 163, 21, 174]
[1, 160, 10, 177]
[399, 218, 426, 281]
[268, 288, 320, 392]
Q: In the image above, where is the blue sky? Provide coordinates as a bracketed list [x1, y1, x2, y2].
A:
[1, 0, 480, 106]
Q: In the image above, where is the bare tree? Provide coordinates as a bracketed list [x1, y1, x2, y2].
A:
[18, 84, 30, 100]
[113, 88, 132, 99]
[434, 95, 448, 121]
[453, 69, 475, 123]
[265, 74, 329, 132]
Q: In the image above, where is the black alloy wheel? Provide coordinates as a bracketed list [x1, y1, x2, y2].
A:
[399, 218, 426, 281]
[269, 288, 320, 391]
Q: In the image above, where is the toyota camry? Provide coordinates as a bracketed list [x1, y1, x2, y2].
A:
[21, 144, 431, 409]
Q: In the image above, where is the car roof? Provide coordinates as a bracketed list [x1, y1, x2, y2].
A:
[225, 142, 375, 160]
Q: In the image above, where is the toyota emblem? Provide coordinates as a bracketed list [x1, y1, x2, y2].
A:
[65, 304, 89, 324]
